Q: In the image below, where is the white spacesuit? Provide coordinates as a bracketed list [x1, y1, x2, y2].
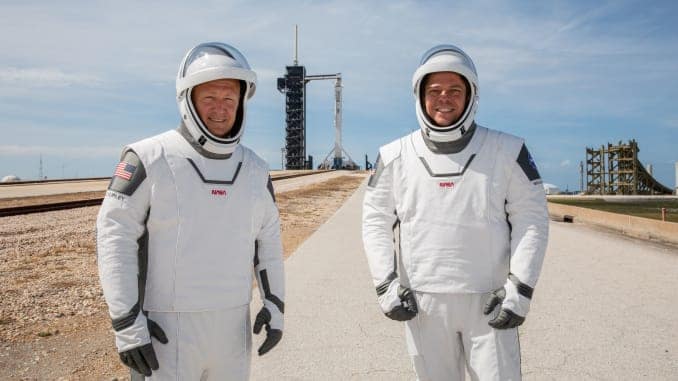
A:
[362, 45, 549, 380]
[97, 42, 284, 380]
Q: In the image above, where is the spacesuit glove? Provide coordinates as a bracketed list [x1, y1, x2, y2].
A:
[484, 275, 533, 329]
[117, 316, 168, 377]
[378, 278, 418, 321]
[253, 307, 283, 356]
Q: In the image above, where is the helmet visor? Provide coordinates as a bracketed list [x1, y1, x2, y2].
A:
[180, 42, 252, 77]
[419, 44, 477, 74]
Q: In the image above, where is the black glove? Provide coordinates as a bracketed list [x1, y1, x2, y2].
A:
[119, 318, 168, 377]
[385, 285, 418, 321]
[483, 287, 525, 329]
[253, 307, 283, 356]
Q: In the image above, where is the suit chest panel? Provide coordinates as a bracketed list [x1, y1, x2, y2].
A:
[143, 139, 264, 263]
[172, 154, 256, 236]
[395, 135, 494, 224]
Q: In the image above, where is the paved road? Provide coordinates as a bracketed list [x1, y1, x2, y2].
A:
[251, 181, 414, 380]
[251, 183, 678, 380]
[0, 179, 110, 198]
[522, 221, 678, 380]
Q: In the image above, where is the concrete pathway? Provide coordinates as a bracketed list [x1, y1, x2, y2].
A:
[522, 221, 678, 380]
[251, 183, 678, 380]
[251, 181, 414, 380]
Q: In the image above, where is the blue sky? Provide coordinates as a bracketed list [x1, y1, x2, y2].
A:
[1, 0, 677, 191]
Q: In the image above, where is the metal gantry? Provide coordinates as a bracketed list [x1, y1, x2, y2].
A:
[585, 140, 672, 195]
[277, 65, 307, 169]
[276, 25, 357, 170]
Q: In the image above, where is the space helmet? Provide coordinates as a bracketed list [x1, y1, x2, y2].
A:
[412, 44, 478, 142]
[176, 42, 257, 155]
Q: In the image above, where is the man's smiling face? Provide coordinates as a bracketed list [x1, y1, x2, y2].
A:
[191, 79, 241, 137]
[423, 72, 468, 127]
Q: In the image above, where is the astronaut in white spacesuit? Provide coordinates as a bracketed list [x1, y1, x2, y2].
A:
[362, 44, 549, 380]
[97, 42, 284, 380]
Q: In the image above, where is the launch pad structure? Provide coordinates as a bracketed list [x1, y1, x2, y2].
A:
[276, 26, 357, 170]
[585, 140, 673, 195]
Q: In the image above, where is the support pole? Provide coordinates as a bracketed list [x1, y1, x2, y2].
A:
[334, 76, 342, 169]
[294, 25, 298, 66]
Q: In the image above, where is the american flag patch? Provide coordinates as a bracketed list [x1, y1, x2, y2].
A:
[114, 162, 136, 181]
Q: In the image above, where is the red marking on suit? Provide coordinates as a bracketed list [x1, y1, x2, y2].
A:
[211, 189, 227, 196]
[439, 181, 454, 188]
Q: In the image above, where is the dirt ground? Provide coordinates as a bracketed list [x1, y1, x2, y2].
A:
[0, 174, 365, 380]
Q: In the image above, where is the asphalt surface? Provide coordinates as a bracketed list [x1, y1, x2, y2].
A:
[251, 182, 678, 380]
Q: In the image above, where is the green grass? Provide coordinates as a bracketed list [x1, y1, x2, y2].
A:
[548, 199, 678, 223]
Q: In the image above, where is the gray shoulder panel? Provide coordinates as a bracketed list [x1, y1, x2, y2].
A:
[266, 176, 276, 202]
[368, 137, 404, 188]
[516, 144, 541, 181]
[367, 154, 385, 187]
[379, 137, 403, 167]
[108, 150, 147, 196]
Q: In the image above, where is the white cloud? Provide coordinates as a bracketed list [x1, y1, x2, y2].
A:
[560, 159, 571, 167]
[0, 67, 103, 88]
